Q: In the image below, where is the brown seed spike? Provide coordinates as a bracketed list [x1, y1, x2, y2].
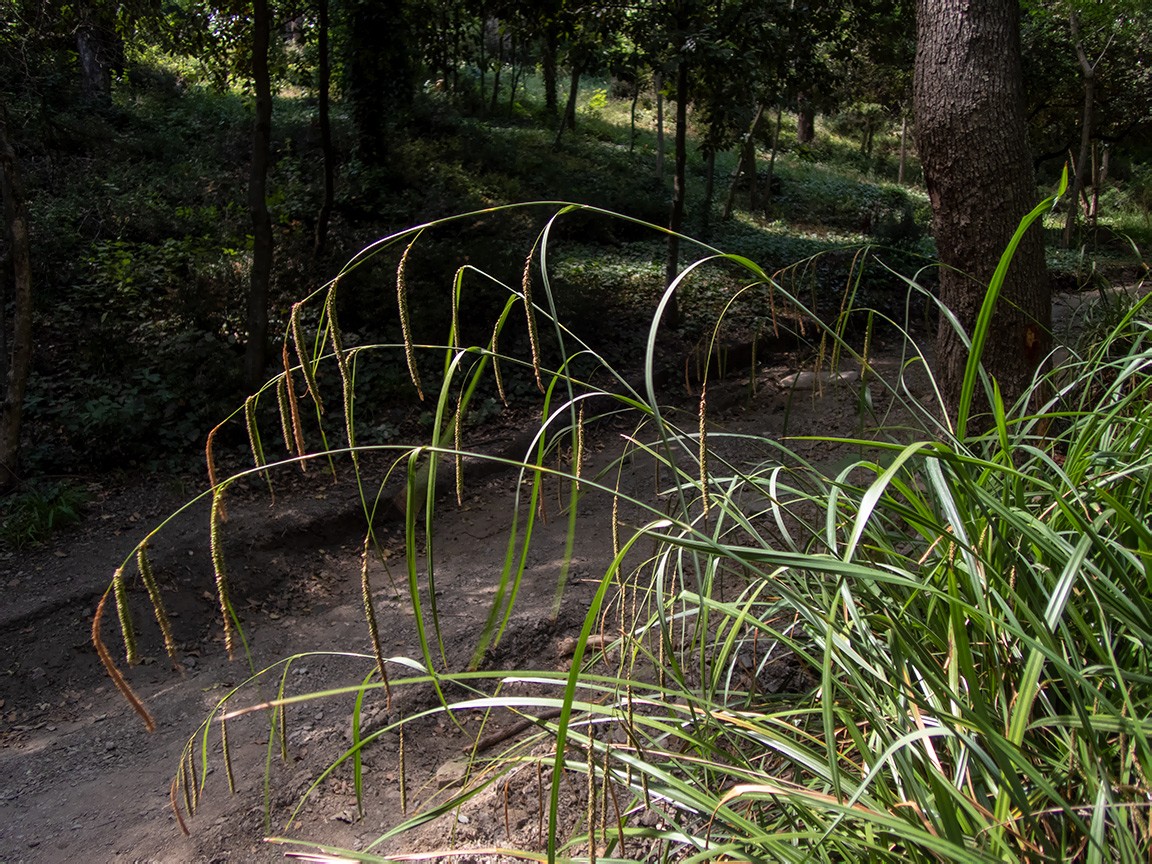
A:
[221, 712, 236, 794]
[282, 344, 308, 472]
[170, 775, 190, 836]
[396, 239, 424, 400]
[521, 252, 544, 393]
[92, 589, 156, 732]
[205, 423, 227, 522]
[210, 488, 236, 660]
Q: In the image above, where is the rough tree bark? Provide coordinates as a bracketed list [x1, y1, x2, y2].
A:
[244, 0, 274, 390]
[0, 103, 33, 488]
[313, 0, 334, 257]
[914, 0, 1049, 423]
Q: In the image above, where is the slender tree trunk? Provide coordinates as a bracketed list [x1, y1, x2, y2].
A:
[542, 32, 558, 117]
[722, 105, 765, 220]
[553, 55, 584, 146]
[507, 34, 519, 111]
[629, 70, 640, 152]
[1063, 12, 1096, 248]
[766, 104, 782, 204]
[245, 0, 274, 390]
[663, 59, 688, 331]
[898, 114, 908, 184]
[477, 12, 486, 115]
[745, 121, 759, 212]
[1091, 144, 1109, 226]
[700, 147, 715, 241]
[489, 20, 503, 114]
[654, 71, 664, 180]
[313, 0, 334, 257]
[0, 103, 33, 488]
[914, 0, 1049, 423]
[796, 92, 815, 144]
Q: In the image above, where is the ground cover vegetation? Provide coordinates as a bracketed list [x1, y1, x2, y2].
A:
[2, 0, 1152, 858]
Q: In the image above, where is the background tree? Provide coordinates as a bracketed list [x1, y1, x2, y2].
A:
[915, 0, 1050, 423]
[244, 0, 274, 389]
[0, 99, 32, 488]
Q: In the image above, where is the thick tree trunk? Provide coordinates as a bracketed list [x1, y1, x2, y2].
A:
[0, 104, 33, 488]
[796, 92, 815, 144]
[76, 22, 116, 102]
[914, 0, 1049, 425]
[313, 0, 334, 258]
[245, 0, 274, 390]
[663, 59, 688, 331]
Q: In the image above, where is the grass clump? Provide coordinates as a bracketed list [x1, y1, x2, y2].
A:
[1, 481, 88, 547]
[98, 198, 1152, 860]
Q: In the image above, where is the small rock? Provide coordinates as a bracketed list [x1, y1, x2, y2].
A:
[435, 759, 469, 790]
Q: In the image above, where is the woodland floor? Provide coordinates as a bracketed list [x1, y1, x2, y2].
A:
[0, 287, 1117, 863]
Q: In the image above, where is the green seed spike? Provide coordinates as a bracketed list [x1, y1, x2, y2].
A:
[396, 239, 424, 400]
[137, 543, 180, 670]
[699, 384, 709, 525]
[290, 301, 324, 413]
[113, 567, 138, 667]
[399, 723, 408, 815]
[576, 405, 585, 495]
[325, 284, 357, 461]
[244, 395, 265, 471]
[360, 536, 392, 711]
[210, 487, 236, 660]
[587, 723, 597, 864]
[490, 319, 507, 406]
[179, 759, 193, 818]
[454, 397, 464, 507]
[278, 702, 287, 760]
[521, 251, 544, 393]
[186, 744, 199, 809]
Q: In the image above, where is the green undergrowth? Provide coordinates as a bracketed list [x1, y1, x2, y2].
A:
[95, 184, 1152, 861]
